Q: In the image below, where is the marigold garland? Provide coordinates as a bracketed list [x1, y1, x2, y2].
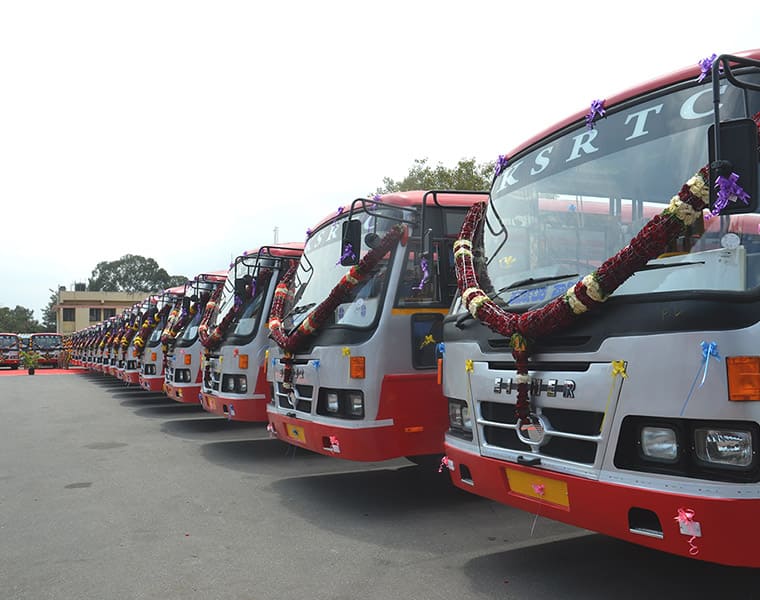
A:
[120, 313, 140, 352]
[133, 303, 172, 356]
[268, 224, 406, 353]
[455, 129, 760, 424]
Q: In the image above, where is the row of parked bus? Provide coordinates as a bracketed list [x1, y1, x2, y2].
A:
[65, 51, 760, 568]
[0, 332, 65, 369]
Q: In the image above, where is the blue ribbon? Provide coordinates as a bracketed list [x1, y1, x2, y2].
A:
[699, 341, 720, 387]
[680, 341, 720, 416]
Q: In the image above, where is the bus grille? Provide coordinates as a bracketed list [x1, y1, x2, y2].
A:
[479, 401, 603, 465]
[275, 382, 313, 413]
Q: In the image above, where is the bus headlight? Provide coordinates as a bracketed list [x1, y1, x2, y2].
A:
[694, 428, 753, 468]
[174, 368, 192, 383]
[317, 388, 364, 419]
[640, 426, 678, 462]
[347, 391, 364, 417]
[221, 375, 248, 394]
[326, 392, 339, 413]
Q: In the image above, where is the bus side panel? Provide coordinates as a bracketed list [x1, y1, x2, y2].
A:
[377, 373, 449, 457]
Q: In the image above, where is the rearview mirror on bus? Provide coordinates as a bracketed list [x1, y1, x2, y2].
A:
[708, 118, 759, 214]
[340, 219, 361, 266]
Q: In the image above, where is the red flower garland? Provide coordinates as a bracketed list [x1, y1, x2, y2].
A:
[198, 285, 224, 348]
[455, 151, 737, 424]
[268, 224, 406, 353]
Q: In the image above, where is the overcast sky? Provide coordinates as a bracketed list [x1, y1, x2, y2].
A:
[1, 1, 759, 319]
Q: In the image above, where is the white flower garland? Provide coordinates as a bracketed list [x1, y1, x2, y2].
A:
[565, 286, 589, 315]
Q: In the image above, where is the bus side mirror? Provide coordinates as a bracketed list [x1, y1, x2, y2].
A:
[340, 219, 361, 266]
[708, 119, 759, 214]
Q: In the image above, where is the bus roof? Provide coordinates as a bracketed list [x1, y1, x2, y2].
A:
[192, 269, 229, 283]
[502, 48, 760, 160]
[239, 242, 305, 260]
[309, 190, 488, 233]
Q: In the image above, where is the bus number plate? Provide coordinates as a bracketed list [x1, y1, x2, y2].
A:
[286, 424, 306, 443]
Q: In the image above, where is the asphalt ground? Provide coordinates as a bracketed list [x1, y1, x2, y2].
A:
[1, 371, 759, 599]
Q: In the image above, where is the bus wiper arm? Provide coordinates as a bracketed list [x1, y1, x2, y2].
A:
[640, 261, 704, 271]
[498, 273, 579, 293]
[284, 302, 315, 319]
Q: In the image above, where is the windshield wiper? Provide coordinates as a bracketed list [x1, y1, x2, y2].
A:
[639, 261, 704, 271]
[498, 273, 579, 293]
[456, 273, 580, 330]
[284, 302, 315, 320]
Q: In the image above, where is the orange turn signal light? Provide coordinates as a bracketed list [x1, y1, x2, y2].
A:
[727, 356, 760, 401]
[239, 354, 249, 370]
[184, 354, 192, 365]
[350, 356, 365, 379]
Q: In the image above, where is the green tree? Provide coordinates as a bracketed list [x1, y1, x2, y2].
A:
[41, 290, 58, 332]
[88, 254, 186, 293]
[375, 157, 495, 194]
[166, 275, 189, 289]
[0, 305, 44, 333]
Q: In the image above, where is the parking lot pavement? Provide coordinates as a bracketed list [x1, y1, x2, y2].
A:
[2, 373, 759, 600]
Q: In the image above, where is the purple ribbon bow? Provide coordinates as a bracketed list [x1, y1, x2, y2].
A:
[714, 172, 751, 214]
[697, 53, 718, 83]
[337, 243, 355, 265]
[585, 99, 605, 130]
[494, 155, 509, 178]
[413, 257, 430, 291]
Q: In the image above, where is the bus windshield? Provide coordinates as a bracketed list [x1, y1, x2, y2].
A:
[487, 73, 760, 306]
[176, 305, 204, 346]
[211, 266, 237, 329]
[283, 208, 401, 331]
[0, 335, 18, 349]
[32, 335, 61, 349]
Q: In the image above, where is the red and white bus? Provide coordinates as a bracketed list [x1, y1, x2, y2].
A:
[0, 333, 20, 369]
[164, 270, 227, 404]
[138, 286, 185, 392]
[92, 320, 115, 373]
[30, 333, 64, 368]
[442, 51, 760, 567]
[266, 191, 487, 461]
[113, 305, 143, 382]
[199, 244, 303, 420]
